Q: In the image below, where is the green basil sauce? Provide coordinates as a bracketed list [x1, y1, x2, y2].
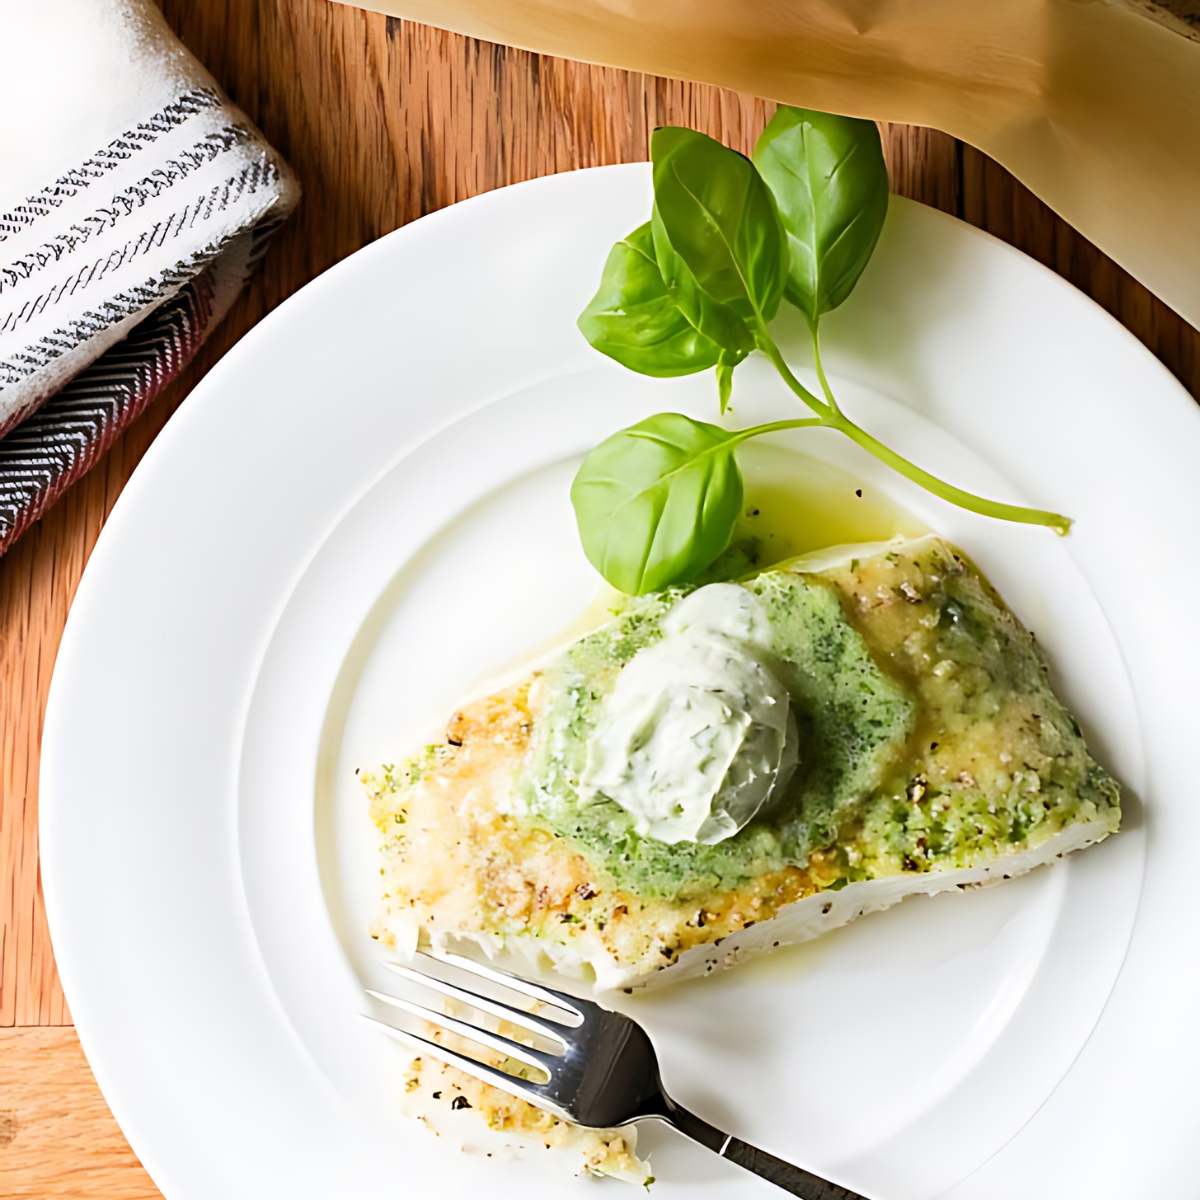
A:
[520, 571, 915, 900]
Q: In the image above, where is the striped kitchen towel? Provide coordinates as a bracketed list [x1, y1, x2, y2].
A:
[0, 0, 299, 553]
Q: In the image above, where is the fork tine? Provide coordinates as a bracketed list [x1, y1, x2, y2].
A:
[361, 1014, 569, 1119]
[365, 988, 556, 1076]
[383, 959, 569, 1045]
[421, 948, 601, 1023]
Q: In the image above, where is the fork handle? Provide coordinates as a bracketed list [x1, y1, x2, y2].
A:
[665, 1103, 870, 1199]
[718, 1136, 867, 1200]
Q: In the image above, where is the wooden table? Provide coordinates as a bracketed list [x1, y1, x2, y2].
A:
[0, 2, 1195, 1195]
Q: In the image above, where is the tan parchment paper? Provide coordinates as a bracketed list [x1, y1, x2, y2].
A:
[344, 0, 1200, 329]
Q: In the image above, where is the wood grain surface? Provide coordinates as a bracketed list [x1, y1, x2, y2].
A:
[0, 1, 1195, 1196]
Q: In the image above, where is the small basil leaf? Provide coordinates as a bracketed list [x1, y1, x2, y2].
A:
[753, 107, 888, 323]
[651, 126, 786, 335]
[716, 357, 736, 414]
[577, 222, 725, 376]
[571, 412, 744, 595]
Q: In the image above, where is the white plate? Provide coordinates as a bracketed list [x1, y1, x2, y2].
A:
[41, 164, 1200, 1199]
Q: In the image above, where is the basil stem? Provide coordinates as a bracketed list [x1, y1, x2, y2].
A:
[809, 324, 841, 416]
[827, 417, 1072, 533]
[759, 329, 1072, 534]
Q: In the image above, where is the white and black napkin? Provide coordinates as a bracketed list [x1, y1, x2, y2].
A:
[0, 0, 299, 552]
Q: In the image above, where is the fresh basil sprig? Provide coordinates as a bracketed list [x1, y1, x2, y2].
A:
[574, 107, 1071, 594]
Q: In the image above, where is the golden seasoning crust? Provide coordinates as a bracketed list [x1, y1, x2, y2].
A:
[369, 681, 590, 938]
[822, 545, 1116, 875]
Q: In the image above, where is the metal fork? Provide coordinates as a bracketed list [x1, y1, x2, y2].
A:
[364, 948, 869, 1199]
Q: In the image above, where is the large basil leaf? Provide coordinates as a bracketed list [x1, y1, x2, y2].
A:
[651, 127, 785, 344]
[577, 222, 728, 376]
[570, 412, 744, 595]
[753, 107, 888, 322]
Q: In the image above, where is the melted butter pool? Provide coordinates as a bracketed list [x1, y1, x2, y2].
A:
[734, 441, 925, 564]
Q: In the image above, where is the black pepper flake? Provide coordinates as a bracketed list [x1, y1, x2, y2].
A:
[354, 767, 360, 775]
[855, 488, 863, 498]
[623, 987, 633, 995]
[930, 741, 939, 752]
[659, 945, 674, 959]
[748, 507, 761, 517]
[450, 1096, 472, 1111]
[432, 1090, 442, 1099]
[821, 902, 832, 915]
[446, 734, 463, 747]
[575, 883, 597, 901]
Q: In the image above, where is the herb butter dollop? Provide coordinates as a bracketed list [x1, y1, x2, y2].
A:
[578, 583, 798, 845]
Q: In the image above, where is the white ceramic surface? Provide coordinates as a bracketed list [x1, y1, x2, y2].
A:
[41, 165, 1200, 1199]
